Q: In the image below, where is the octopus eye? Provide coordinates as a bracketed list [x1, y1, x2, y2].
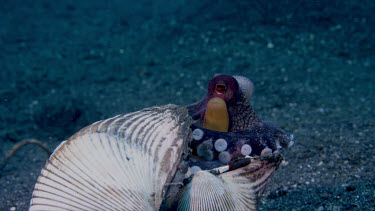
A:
[215, 83, 227, 94]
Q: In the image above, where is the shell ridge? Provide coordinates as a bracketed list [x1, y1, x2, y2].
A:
[154, 113, 181, 162]
[89, 133, 149, 209]
[63, 136, 128, 208]
[126, 112, 154, 147]
[30, 105, 192, 211]
[97, 133, 149, 209]
[148, 113, 176, 207]
[139, 114, 163, 156]
[121, 112, 158, 206]
[36, 168, 115, 209]
[108, 115, 156, 208]
[30, 185, 101, 210]
[177, 183, 191, 211]
[41, 156, 111, 203]
[218, 157, 281, 211]
[221, 179, 237, 210]
[206, 177, 216, 211]
[130, 114, 164, 199]
[96, 115, 119, 133]
[115, 113, 145, 146]
[153, 108, 190, 208]
[49, 149, 108, 195]
[97, 112, 160, 210]
[152, 106, 191, 208]
[116, 108, 179, 209]
[31, 197, 85, 211]
[140, 120, 169, 201]
[215, 172, 236, 210]
[114, 114, 154, 202]
[122, 112, 145, 157]
[99, 126, 148, 203]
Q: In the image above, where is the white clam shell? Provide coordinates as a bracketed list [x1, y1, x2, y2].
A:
[29, 105, 192, 211]
[178, 155, 282, 211]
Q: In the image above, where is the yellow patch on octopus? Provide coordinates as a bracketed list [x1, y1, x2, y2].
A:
[203, 97, 229, 132]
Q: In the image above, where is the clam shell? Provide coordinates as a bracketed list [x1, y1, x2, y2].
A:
[30, 105, 192, 210]
[178, 154, 283, 211]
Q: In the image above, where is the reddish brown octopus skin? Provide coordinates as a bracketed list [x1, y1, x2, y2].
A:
[163, 74, 291, 210]
[185, 74, 291, 163]
[165, 74, 291, 210]
[186, 74, 261, 132]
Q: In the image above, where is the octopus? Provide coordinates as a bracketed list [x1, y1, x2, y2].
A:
[29, 74, 292, 211]
[186, 74, 291, 165]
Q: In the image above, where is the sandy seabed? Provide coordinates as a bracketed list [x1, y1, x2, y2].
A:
[1, 0, 374, 210]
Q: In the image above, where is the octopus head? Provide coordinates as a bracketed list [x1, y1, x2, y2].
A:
[187, 74, 255, 132]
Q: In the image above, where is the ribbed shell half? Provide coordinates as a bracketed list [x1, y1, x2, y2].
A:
[178, 154, 283, 211]
[30, 105, 192, 210]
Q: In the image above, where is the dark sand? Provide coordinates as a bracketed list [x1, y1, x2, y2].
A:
[1, 0, 374, 210]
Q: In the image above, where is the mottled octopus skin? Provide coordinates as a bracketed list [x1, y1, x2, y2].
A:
[163, 74, 290, 210]
[185, 74, 290, 163]
[186, 74, 261, 132]
[188, 120, 289, 168]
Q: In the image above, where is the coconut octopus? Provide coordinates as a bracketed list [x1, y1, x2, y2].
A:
[29, 74, 292, 211]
